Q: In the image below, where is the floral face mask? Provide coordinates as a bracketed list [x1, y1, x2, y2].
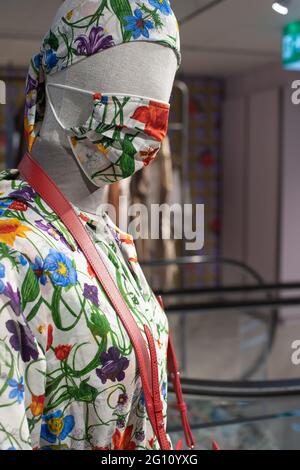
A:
[46, 83, 170, 187]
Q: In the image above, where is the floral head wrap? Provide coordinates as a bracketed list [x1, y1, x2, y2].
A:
[24, 0, 180, 151]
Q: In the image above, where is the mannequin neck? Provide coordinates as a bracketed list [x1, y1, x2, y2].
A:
[30, 137, 106, 215]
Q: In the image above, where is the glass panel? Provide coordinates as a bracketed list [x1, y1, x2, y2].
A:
[168, 394, 300, 450]
[167, 305, 300, 381]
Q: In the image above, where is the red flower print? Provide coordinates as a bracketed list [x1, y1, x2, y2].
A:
[30, 394, 45, 417]
[131, 101, 169, 141]
[9, 201, 28, 212]
[87, 262, 95, 278]
[112, 425, 136, 450]
[148, 437, 155, 449]
[46, 324, 53, 352]
[119, 233, 134, 246]
[139, 147, 160, 167]
[79, 213, 90, 223]
[54, 344, 72, 361]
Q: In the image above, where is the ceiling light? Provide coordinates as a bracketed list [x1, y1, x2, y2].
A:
[272, 1, 289, 15]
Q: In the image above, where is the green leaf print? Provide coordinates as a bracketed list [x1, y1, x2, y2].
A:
[108, 250, 120, 269]
[88, 309, 111, 338]
[45, 374, 65, 397]
[51, 287, 63, 329]
[119, 135, 136, 178]
[51, 287, 82, 331]
[0, 341, 15, 397]
[26, 297, 43, 322]
[44, 30, 59, 51]
[110, 0, 133, 42]
[64, 338, 107, 379]
[21, 268, 40, 310]
[75, 380, 98, 402]
[139, 4, 164, 29]
[0, 243, 20, 271]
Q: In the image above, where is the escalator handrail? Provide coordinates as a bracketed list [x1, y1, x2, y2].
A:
[143, 255, 278, 381]
[156, 282, 300, 297]
[142, 255, 265, 285]
[170, 377, 300, 398]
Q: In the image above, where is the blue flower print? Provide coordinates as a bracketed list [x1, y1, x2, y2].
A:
[0, 262, 5, 294]
[0, 199, 12, 217]
[19, 254, 28, 266]
[124, 9, 154, 39]
[0, 262, 5, 279]
[149, 0, 172, 16]
[139, 391, 145, 407]
[45, 49, 58, 71]
[8, 377, 24, 404]
[44, 250, 77, 288]
[41, 410, 75, 444]
[33, 53, 42, 69]
[162, 382, 167, 401]
[31, 256, 47, 285]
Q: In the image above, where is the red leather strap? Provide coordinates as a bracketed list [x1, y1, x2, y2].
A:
[156, 295, 195, 449]
[167, 335, 195, 449]
[19, 153, 171, 450]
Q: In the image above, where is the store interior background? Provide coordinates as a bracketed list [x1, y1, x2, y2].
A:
[2, 0, 300, 449]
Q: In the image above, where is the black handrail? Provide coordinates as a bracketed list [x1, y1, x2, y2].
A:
[164, 296, 300, 313]
[156, 282, 300, 297]
[142, 255, 266, 285]
[170, 377, 300, 398]
[143, 255, 279, 380]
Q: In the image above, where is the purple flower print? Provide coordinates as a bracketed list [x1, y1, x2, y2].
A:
[118, 393, 129, 408]
[9, 186, 36, 202]
[75, 26, 114, 56]
[25, 75, 38, 109]
[6, 319, 39, 363]
[83, 283, 99, 306]
[26, 74, 37, 95]
[135, 430, 145, 442]
[4, 283, 21, 316]
[35, 220, 73, 251]
[117, 417, 126, 429]
[96, 347, 129, 384]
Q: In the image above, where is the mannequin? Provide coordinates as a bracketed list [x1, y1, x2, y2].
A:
[31, 0, 177, 216]
[0, 0, 185, 451]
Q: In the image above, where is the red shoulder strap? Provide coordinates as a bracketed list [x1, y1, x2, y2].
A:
[157, 296, 195, 449]
[19, 152, 195, 450]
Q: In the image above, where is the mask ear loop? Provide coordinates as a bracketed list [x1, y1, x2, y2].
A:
[46, 82, 170, 106]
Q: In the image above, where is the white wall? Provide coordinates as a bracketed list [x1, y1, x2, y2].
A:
[222, 63, 300, 283]
[280, 86, 300, 282]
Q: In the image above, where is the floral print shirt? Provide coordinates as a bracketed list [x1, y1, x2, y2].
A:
[0, 169, 169, 450]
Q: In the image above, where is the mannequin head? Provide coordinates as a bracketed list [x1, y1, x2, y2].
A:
[29, 0, 180, 208]
[39, 0, 178, 145]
